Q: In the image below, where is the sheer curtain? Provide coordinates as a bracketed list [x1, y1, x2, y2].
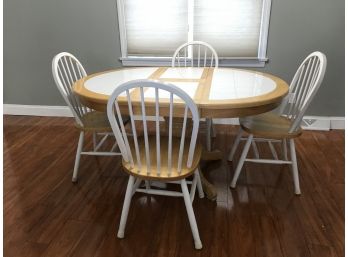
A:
[125, 0, 188, 56]
[193, 0, 263, 57]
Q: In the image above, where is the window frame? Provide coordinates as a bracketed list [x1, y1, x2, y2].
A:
[116, 0, 272, 67]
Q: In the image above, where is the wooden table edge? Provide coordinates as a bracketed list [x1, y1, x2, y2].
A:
[73, 67, 289, 118]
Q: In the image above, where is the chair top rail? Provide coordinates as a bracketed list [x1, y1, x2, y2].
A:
[171, 41, 219, 68]
[52, 52, 89, 126]
[280, 52, 327, 133]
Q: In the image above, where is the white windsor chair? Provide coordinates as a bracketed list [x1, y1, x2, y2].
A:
[228, 52, 327, 195]
[172, 41, 219, 151]
[52, 52, 121, 182]
[107, 79, 204, 249]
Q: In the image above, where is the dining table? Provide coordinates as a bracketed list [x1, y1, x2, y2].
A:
[73, 66, 289, 200]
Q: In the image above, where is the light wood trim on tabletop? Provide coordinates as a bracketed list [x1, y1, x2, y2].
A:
[200, 102, 281, 118]
[124, 67, 169, 104]
[114, 66, 204, 118]
[74, 67, 124, 105]
[148, 67, 167, 79]
[199, 68, 215, 103]
[199, 68, 289, 109]
[73, 67, 289, 118]
[193, 67, 210, 103]
[74, 67, 167, 112]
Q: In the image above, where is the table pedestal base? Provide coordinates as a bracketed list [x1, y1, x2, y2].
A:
[199, 169, 217, 201]
[201, 149, 223, 161]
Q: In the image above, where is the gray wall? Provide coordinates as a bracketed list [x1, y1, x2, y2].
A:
[261, 0, 345, 116]
[4, 0, 122, 106]
[4, 0, 345, 116]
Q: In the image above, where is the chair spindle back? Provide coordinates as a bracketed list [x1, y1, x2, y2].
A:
[278, 52, 327, 133]
[52, 52, 89, 126]
[172, 41, 219, 68]
[107, 80, 200, 177]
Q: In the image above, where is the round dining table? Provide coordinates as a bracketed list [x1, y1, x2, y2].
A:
[74, 67, 288, 118]
[73, 66, 289, 200]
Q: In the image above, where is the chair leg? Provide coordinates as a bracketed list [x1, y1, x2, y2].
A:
[211, 119, 216, 138]
[195, 169, 204, 199]
[117, 175, 135, 238]
[145, 181, 151, 191]
[181, 179, 202, 250]
[206, 119, 212, 151]
[282, 139, 288, 161]
[251, 141, 260, 159]
[268, 141, 278, 160]
[190, 174, 198, 202]
[132, 178, 142, 195]
[93, 132, 97, 151]
[72, 131, 84, 183]
[289, 139, 301, 195]
[230, 134, 253, 188]
[228, 127, 243, 161]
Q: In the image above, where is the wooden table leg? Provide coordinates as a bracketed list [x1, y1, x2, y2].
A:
[201, 149, 223, 161]
[199, 143, 223, 201]
[199, 168, 217, 201]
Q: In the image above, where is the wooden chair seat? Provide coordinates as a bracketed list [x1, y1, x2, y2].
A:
[122, 136, 202, 181]
[240, 112, 302, 139]
[75, 111, 112, 132]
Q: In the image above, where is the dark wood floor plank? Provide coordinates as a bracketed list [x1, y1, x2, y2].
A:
[42, 220, 88, 257]
[3, 116, 344, 257]
[228, 210, 257, 257]
[94, 235, 135, 257]
[4, 204, 53, 246]
[69, 223, 107, 257]
[4, 241, 48, 257]
[257, 215, 285, 257]
[296, 136, 344, 218]
[308, 243, 339, 257]
[272, 200, 312, 257]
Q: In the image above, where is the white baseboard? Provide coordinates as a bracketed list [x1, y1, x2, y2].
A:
[213, 116, 345, 130]
[3, 104, 73, 117]
[330, 117, 345, 130]
[213, 118, 240, 125]
[3, 104, 345, 130]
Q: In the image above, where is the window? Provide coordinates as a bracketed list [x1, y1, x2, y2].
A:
[117, 0, 271, 67]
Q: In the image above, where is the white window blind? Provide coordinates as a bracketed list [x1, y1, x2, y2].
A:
[117, 0, 271, 66]
[193, 0, 263, 58]
[124, 0, 188, 56]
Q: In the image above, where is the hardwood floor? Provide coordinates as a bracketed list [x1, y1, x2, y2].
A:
[4, 115, 344, 257]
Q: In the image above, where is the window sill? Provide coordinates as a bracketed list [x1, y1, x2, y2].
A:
[120, 57, 268, 68]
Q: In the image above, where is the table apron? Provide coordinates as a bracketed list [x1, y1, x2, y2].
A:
[79, 97, 281, 119]
[200, 101, 281, 118]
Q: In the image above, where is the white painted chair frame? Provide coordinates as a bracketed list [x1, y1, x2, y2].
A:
[107, 80, 204, 249]
[52, 52, 121, 182]
[171, 41, 219, 68]
[229, 52, 327, 195]
[172, 41, 219, 151]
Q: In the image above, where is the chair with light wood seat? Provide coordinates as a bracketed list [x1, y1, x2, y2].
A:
[172, 41, 219, 151]
[52, 52, 121, 182]
[107, 79, 204, 249]
[228, 52, 327, 195]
